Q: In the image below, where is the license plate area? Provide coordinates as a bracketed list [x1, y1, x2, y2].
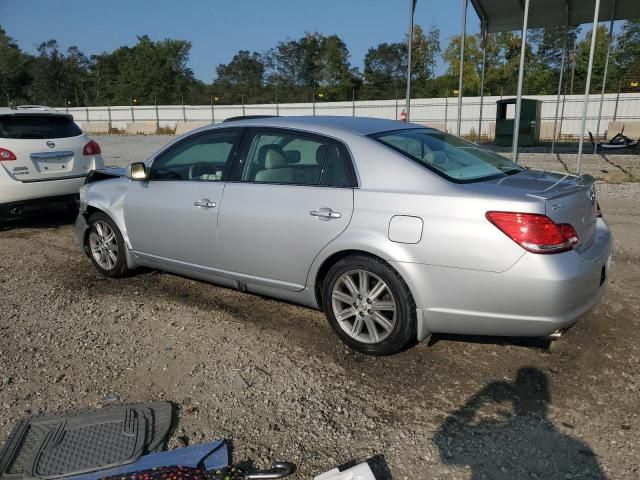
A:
[30, 151, 74, 174]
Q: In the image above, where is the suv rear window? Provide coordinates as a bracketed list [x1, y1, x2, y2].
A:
[0, 115, 82, 139]
[371, 128, 523, 183]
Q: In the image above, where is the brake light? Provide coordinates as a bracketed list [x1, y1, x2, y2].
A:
[486, 211, 579, 254]
[0, 148, 17, 161]
[83, 139, 101, 156]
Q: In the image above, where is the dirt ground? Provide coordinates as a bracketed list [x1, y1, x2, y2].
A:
[0, 137, 639, 479]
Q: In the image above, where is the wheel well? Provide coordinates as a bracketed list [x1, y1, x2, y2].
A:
[314, 249, 393, 306]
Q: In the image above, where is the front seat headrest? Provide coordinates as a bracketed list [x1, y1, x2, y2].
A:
[264, 146, 288, 169]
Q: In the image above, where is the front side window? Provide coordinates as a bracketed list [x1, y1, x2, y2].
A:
[240, 130, 353, 187]
[149, 130, 240, 181]
[371, 129, 524, 183]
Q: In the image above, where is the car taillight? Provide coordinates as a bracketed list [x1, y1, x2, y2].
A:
[486, 211, 579, 254]
[83, 139, 101, 156]
[0, 147, 17, 161]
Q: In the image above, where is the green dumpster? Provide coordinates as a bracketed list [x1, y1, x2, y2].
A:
[495, 98, 541, 146]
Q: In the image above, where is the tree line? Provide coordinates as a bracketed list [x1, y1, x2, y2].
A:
[0, 20, 638, 107]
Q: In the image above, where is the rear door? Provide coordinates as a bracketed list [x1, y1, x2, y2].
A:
[0, 114, 96, 182]
[218, 128, 356, 291]
[124, 128, 243, 268]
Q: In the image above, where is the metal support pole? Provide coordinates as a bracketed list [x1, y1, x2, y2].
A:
[457, 0, 467, 137]
[511, 0, 530, 164]
[477, 29, 487, 143]
[154, 98, 159, 131]
[241, 94, 245, 116]
[85, 106, 89, 123]
[559, 82, 568, 144]
[613, 81, 620, 121]
[130, 98, 135, 122]
[577, 0, 601, 174]
[275, 88, 280, 116]
[551, 26, 569, 154]
[594, 2, 616, 154]
[210, 96, 215, 123]
[182, 96, 186, 122]
[312, 89, 316, 116]
[406, 0, 416, 121]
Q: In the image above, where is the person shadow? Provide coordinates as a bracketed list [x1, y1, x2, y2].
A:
[435, 367, 605, 479]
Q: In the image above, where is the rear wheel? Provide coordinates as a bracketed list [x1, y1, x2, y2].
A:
[86, 212, 130, 277]
[322, 255, 416, 355]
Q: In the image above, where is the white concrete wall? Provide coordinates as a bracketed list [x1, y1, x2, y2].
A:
[61, 93, 640, 138]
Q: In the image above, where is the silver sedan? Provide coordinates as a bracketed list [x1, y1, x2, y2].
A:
[75, 116, 612, 355]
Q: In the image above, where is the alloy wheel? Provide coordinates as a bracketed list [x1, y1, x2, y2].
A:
[331, 269, 397, 344]
[89, 220, 119, 271]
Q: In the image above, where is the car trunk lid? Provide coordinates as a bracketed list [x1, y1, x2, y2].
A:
[0, 114, 93, 182]
[482, 169, 599, 250]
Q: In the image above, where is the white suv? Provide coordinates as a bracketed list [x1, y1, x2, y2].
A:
[0, 106, 104, 220]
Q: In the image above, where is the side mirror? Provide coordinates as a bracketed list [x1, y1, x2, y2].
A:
[127, 162, 148, 181]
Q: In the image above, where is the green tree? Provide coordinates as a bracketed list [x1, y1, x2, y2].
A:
[574, 25, 616, 94]
[0, 27, 32, 106]
[214, 50, 265, 102]
[615, 19, 640, 90]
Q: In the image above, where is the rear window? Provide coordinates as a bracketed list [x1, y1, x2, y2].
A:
[0, 115, 82, 139]
[371, 128, 523, 183]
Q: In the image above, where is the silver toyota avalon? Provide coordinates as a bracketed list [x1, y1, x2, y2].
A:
[75, 116, 612, 355]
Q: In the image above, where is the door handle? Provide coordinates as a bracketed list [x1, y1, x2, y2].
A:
[193, 199, 216, 209]
[310, 208, 341, 219]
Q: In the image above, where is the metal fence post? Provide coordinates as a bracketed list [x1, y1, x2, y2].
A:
[182, 96, 186, 122]
[352, 89, 356, 117]
[275, 88, 280, 116]
[107, 102, 112, 134]
[395, 91, 399, 120]
[155, 97, 159, 130]
[444, 97, 448, 132]
[130, 98, 135, 122]
[85, 105, 90, 123]
[242, 94, 245, 116]
[210, 96, 215, 123]
[312, 89, 316, 116]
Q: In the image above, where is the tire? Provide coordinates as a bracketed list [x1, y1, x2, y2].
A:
[322, 254, 417, 356]
[85, 212, 130, 278]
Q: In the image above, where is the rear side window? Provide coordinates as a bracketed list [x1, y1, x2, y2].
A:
[0, 115, 82, 139]
[371, 128, 524, 183]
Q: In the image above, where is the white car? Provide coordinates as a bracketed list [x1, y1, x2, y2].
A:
[0, 106, 104, 220]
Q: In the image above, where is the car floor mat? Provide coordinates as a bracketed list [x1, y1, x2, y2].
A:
[0, 402, 173, 480]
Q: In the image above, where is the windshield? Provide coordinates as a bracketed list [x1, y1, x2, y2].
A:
[0, 115, 82, 139]
[371, 128, 523, 183]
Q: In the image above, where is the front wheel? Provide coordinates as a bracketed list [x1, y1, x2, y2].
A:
[322, 255, 417, 356]
[85, 212, 130, 278]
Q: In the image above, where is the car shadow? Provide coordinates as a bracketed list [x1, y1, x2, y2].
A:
[427, 333, 552, 350]
[434, 367, 605, 479]
[0, 204, 77, 233]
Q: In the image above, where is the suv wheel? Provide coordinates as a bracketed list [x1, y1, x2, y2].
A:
[86, 212, 130, 277]
[322, 255, 416, 355]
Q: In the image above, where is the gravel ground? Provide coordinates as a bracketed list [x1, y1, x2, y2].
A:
[0, 136, 639, 479]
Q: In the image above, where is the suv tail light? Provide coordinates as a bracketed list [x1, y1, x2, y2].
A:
[83, 139, 101, 156]
[486, 211, 579, 254]
[0, 147, 17, 161]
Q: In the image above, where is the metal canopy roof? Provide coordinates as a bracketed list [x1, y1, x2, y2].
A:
[470, 0, 640, 33]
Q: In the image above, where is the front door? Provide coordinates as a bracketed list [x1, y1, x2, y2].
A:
[124, 129, 242, 268]
[218, 128, 356, 291]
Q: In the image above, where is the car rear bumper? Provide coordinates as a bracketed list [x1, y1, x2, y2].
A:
[0, 174, 87, 205]
[393, 218, 613, 341]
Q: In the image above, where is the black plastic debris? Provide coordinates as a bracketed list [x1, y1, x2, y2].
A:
[0, 402, 173, 480]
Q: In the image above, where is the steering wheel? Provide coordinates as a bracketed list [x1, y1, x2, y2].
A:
[188, 162, 218, 180]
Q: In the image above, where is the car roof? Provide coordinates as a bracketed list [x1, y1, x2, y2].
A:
[219, 115, 429, 136]
[0, 106, 70, 117]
